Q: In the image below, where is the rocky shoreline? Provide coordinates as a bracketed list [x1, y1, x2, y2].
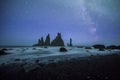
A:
[0, 53, 120, 80]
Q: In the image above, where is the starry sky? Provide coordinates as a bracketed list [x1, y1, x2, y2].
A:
[0, 0, 120, 46]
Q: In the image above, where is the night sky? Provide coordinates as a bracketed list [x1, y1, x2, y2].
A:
[0, 0, 120, 46]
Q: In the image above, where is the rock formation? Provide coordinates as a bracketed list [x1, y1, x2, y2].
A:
[39, 37, 44, 46]
[33, 32, 65, 46]
[70, 38, 72, 46]
[0, 49, 7, 55]
[59, 47, 67, 52]
[51, 33, 64, 46]
[93, 44, 105, 51]
[106, 45, 120, 49]
[44, 34, 50, 46]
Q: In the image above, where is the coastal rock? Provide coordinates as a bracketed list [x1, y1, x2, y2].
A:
[93, 44, 105, 51]
[0, 50, 6, 55]
[51, 33, 65, 46]
[44, 34, 50, 46]
[106, 45, 120, 49]
[59, 47, 67, 52]
[33, 33, 65, 46]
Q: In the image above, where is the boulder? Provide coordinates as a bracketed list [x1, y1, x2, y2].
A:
[77, 46, 84, 48]
[93, 44, 105, 51]
[99, 48, 105, 51]
[44, 46, 48, 48]
[1, 48, 8, 51]
[85, 47, 92, 49]
[59, 47, 67, 52]
[118, 46, 120, 49]
[0, 50, 6, 55]
[106, 45, 120, 49]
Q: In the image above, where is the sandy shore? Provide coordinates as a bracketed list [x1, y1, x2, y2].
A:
[0, 53, 120, 80]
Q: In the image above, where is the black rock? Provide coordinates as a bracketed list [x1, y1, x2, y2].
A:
[51, 32, 65, 46]
[0, 50, 6, 55]
[85, 47, 92, 49]
[59, 47, 67, 52]
[33, 48, 36, 50]
[118, 46, 120, 49]
[33, 33, 65, 47]
[44, 46, 48, 48]
[44, 34, 50, 46]
[99, 48, 105, 51]
[77, 46, 84, 48]
[14, 59, 20, 61]
[70, 38, 73, 46]
[39, 37, 44, 46]
[35, 60, 40, 63]
[93, 44, 105, 51]
[106, 45, 120, 49]
[1, 48, 8, 51]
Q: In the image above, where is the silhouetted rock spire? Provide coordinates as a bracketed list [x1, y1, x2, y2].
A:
[39, 37, 44, 46]
[51, 32, 64, 46]
[70, 38, 72, 46]
[45, 34, 50, 46]
[38, 39, 41, 45]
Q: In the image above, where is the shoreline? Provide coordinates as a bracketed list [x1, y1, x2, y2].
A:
[0, 53, 120, 80]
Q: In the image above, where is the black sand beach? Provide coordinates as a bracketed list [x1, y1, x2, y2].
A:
[0, 53, 120, 80]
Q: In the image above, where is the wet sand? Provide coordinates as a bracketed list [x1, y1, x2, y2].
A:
[0, 53, 120, 80]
